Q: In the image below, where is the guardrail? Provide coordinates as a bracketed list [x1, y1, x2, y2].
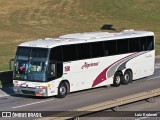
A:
[37, 88, 160, 120]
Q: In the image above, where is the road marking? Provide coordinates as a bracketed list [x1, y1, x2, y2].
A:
[12, 98, 55, 109]
[0, 95, 10, 98]
[0, 93, 15, 98]
[147, 76, 160, 80]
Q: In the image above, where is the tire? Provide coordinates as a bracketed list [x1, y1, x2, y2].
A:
[122, 70, 132, 85]
[57, 82, 67, 98]
[113, 72, 122, 87]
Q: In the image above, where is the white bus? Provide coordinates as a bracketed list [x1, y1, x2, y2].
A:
[13, 30, 155, 97]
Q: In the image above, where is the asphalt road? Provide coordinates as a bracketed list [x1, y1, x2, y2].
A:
[0, 58, 159, 118]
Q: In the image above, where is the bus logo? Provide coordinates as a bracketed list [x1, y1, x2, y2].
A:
[65, 66, 70, 72]
[81, 62, 99, 69]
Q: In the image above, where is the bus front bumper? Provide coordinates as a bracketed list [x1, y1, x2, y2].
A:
[13, 86, 48, 96]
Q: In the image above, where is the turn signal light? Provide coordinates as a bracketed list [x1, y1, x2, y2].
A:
[40, 86, 46, 89]
[48, 84, 51, 88]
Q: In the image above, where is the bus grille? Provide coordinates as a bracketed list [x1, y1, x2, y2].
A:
[21, 90, 35, 95]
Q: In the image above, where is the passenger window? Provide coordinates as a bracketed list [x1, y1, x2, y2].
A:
[49, 47, 62, 61]
[146, 36, 154, 50]
[77, 43, 91, 60]
[117, 39, 129, 54]
[140, 37, 147, 51]
[62, 45, 77, 62]
[129, 38, 140, 52]
[91, 42, 104, 58]
[104, 40, 117, 56]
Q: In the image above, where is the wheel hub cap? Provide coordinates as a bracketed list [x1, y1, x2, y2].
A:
[60, 86, 66, 95]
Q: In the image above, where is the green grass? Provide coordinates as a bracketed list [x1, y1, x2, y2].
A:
[0, 0, 160, 69]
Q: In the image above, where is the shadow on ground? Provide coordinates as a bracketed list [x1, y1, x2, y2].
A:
[0, 71, 14, 96]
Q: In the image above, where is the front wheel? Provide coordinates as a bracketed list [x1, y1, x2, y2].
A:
[57, 82, 67, 98]
[112, 72, 122, 87]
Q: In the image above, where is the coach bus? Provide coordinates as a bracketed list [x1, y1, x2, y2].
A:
[13, 30, 155, 98]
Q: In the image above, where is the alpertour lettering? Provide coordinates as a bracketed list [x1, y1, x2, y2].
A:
[81, 62, 99, 69]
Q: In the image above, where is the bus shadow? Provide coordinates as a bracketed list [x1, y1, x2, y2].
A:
[11, 92, 56, 99]
[0, 87, 14, 97]
[0, 71, 14, 97]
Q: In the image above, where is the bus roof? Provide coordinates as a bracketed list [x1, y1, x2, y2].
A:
[19, 30, 154, 48]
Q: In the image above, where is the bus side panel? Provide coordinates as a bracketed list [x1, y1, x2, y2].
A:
[62, 54, 131, 92]
[61, 51, 154, 93]
[126, 50, 155, 80]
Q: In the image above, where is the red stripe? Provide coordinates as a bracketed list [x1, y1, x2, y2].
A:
[92, 52, 138, 87]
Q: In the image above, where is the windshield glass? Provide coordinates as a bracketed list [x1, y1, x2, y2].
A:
[14, 47, 49, 82]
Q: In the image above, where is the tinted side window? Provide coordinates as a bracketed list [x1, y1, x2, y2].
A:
[140, 37, 147, 51]
[49, 46, 62, 61]
[91, 42, 104, 58]
[77, 43, 91, 60]
[63, 45, 77, 62]
[146, 36, 154, 50]
[104, 40, 117, 56]
[117, 39, 129, 54]
[129, 38, 140, 52]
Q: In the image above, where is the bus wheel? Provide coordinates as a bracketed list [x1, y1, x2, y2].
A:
[57, 82, 67, 98]
[113, 72, 122, 87]
[122, 70, 132, 85]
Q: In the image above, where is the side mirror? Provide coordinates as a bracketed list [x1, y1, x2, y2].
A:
[50, 64, 56, 71]
[9, 58, 15, 70]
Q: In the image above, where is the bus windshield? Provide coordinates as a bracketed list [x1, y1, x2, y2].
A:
[14, 47, 49, 82]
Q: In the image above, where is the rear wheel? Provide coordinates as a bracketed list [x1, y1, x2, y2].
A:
[113, 72, 122, 87]
[57, 82, 67, 98]
[122, 70, 132, 85]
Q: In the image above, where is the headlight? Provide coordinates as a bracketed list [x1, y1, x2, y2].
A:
[36, 86, 46, 89]
[13, 84, 19, 86]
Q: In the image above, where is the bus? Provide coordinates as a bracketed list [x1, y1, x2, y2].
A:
[13, 30, 155, 98]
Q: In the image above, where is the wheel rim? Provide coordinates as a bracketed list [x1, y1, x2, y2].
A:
[115, 76, 121, 84]
[124, 73, 130, 81]
[60, 86, 66, 95]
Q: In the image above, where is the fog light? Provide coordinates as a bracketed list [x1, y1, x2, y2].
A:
[39, 91, 44, 94]
[14, 89, 17, 91]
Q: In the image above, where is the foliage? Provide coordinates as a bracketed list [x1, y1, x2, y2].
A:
[0, 0, 160, 69]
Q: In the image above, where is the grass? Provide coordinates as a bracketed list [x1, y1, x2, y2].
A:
[0, 0, 160, 69]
